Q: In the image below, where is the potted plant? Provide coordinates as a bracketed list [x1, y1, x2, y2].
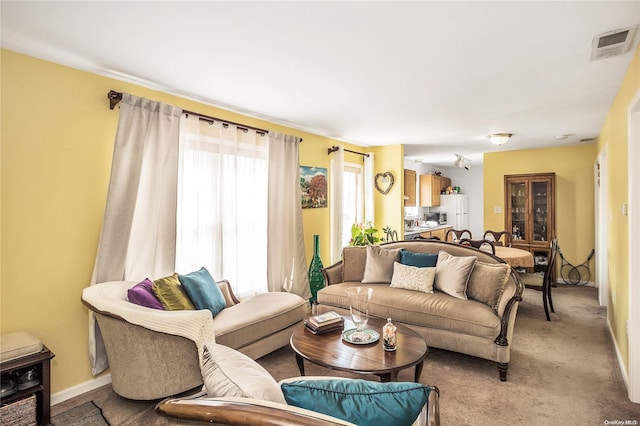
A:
[349, 223, 381, 246]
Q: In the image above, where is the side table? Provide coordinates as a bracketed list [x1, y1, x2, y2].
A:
[1, 345, 55, 426]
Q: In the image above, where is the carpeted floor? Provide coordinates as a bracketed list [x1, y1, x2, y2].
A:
[57, 285, 640, 425]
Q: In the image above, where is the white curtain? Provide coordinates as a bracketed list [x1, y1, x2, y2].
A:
[330, 147, 344, 263]
[267, 132, 309, 297]
[89, 94, 182, 375]
[363, 152, 375, 225]
[176, 115, 268, 298]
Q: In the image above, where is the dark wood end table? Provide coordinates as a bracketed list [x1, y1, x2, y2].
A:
[0, 345, 55, 425]
[290, 316, 428, 382]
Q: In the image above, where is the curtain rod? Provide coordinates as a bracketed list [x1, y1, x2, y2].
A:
[107, 90, 302, 140]
[327, 145, 369, 157]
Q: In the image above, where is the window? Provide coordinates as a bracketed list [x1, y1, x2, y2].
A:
[176, 116, 268, 297]
[342, 163, 363, 247]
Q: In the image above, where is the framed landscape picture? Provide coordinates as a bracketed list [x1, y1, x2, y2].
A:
[300, 166, 328, 209]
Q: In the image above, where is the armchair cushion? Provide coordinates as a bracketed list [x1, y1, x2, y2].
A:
[201, 343, 285, 404]
[152, 273, 195, 310]
[127, 278, 164, 310]
[280, 378, 432, 426]
[179, 267, 226, 317]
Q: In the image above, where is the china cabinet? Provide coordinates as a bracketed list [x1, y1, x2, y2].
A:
[504, 173, 556, 277]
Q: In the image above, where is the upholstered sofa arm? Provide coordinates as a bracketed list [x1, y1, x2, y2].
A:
[495, 270, 524, 346]
[321, 262, 343, 286]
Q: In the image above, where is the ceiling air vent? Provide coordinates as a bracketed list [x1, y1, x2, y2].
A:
[590, 25, 638, 61]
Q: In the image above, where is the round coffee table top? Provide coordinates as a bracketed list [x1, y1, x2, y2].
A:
[290, 315, 428, 381]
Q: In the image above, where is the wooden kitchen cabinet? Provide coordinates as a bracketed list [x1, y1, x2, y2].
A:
[419, 174, 441, 207]
[441, 177, 452, 192]
[404, 169, 417, 206]
[505, 173, 556, 277]
[420, 226, 451, 240]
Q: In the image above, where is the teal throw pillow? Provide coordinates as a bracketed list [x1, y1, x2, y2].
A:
[400, 250, 438, 268]
[179, 267, 226, 317]
[281, 379, 432, 426]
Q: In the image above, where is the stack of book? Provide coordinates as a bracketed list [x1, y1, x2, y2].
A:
[304, 311, 344, 334]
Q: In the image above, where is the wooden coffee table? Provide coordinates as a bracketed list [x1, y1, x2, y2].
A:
[290, 316, 428, 382]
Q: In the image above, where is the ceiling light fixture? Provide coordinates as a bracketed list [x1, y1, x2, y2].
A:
[487, 133, 513, 146]
[454, 154, 471, 170]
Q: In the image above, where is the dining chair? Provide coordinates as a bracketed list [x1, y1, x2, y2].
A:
[458, 238, 496, 254]
[445, 229, 472, 243]
[518, 239, 558, 321]
[483, 230, 512, 247]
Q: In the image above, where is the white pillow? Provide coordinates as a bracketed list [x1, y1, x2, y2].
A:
[434, 250, 477, 300]
[390, 262, 435, 294]
[200, 342, 285, 403]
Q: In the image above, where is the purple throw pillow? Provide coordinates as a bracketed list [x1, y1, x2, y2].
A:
[128, 278, 165, 310]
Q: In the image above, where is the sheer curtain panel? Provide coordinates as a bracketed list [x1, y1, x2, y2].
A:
[89, 94, 182, 375]
[364, 152, 375, 225]
[267, 132, 309, 297]
[330, 147, 345, 263]
[176, 115, 268, 298]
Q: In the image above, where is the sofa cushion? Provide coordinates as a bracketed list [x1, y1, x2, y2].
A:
[434, 251, 477, 300]
[179, 267, 226, 317]
[152, 273, 196, 310]
[400, 250, 438, 268]
[318, 283, 501, 339]
[127, 278, 165, 310]
[361, 246, 401, 284]
[342, 246, 367, 282]
[467, 262, 511, 311]
[390, 262, 435, 294]
[213, 292, 306, 349]
[281, 378, 431, 426]
[201, 343, 285, 403]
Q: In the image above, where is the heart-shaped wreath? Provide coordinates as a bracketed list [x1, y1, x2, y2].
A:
[374, 172, 395, 195]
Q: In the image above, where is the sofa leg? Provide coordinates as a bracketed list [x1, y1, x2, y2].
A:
[498, 363, 508, 381]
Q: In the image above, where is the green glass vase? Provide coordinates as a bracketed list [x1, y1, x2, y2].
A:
[308, 235, 325, 305]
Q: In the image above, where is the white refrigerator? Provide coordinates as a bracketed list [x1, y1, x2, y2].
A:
[440, 194, 469, 229]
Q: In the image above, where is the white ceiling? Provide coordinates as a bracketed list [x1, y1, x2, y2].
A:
[2, 1, 640, 167]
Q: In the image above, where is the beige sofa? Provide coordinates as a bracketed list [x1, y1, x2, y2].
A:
[82, 280, 307, 400]
[318, 240, 524, 381]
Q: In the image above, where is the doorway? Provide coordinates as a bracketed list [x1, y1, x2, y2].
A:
[628, 89, 640, 403]
[595, 149, 608, 307]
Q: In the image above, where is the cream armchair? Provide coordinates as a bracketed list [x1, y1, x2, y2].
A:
[81, 280, 307, 400]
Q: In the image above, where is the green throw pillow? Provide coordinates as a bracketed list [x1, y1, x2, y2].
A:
[152, 273, 195, 310]
[281, 379, 433, 426]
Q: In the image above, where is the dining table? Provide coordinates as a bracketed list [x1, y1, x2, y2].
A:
[494, 246, 534, 268]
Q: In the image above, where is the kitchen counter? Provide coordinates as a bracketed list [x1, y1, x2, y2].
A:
[404, 224, 452, 239]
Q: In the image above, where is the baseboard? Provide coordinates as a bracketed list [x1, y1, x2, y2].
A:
[607, 315, 630, 392]
[51, 373, 112, 406]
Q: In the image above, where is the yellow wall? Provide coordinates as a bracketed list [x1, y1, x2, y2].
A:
[0, 49, 395, 393]
[483, 143, 597, 279]
[597, 45, 640, 370]
[371, 145, 405, 237]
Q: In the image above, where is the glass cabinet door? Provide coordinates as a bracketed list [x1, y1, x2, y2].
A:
[531, 181, 550, 242]
[509, 182, 526, 241]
